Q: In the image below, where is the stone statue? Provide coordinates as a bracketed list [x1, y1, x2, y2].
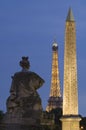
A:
[5, 57, 45, 125]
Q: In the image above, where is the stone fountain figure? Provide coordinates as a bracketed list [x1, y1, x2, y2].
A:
[3, 57, 45, 125]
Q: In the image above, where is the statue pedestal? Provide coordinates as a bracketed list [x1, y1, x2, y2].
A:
[0, 123, 43, 130]
[3, 111, 41, 125]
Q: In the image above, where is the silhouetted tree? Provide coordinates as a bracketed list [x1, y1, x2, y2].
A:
[80, 116, 86, 130]
[49, 108, 62, 130]
[0, 110, 4, 121]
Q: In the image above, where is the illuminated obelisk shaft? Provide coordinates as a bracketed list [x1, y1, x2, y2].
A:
[63, 8, 78, 115]
[46, 41, 62, 112]
[61, 8, 81, 130]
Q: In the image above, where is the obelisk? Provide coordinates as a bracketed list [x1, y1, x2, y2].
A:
[61, 8, 81, 130]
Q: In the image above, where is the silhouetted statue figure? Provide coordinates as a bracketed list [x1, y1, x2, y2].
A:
[4, 57, 45, 125]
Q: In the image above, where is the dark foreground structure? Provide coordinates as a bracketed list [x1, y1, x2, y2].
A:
[1, 57, 45, 129]
[0, 57, 62, 130]
[0, 125, 56, 130]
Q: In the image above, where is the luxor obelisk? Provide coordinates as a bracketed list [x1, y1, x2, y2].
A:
[61, 8, 81, 130]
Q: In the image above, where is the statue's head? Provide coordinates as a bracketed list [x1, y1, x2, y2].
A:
[19, 56, 30, 71]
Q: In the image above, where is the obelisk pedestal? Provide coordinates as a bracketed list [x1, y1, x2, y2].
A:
[61, 116, 81, 130]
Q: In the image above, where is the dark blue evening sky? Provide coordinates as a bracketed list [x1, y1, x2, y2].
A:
[0, 1, 86, 116]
